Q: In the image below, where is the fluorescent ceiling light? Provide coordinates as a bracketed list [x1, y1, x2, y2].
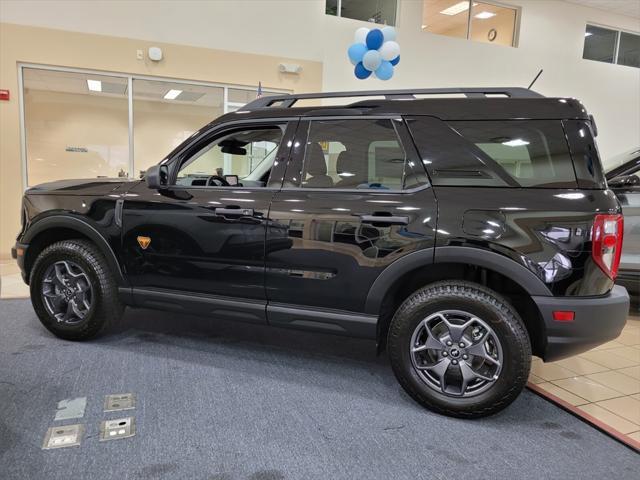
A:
[440, 1, 470, 15]
[164, 89, 182, 100]
[86, 79, 102, 92]
[475, 11, 496, 19]
[440, 1, 476, 15]
[585, 32, 593, 37]
[502, 139, 530, 147]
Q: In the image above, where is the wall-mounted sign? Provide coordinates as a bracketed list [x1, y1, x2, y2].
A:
[0, 89, 10, 101]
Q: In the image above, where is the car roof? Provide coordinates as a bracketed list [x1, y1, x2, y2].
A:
[213, 97, 589, 123]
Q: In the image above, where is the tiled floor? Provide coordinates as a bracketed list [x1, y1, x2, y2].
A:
[1, 257, 639, 446]
[529, 310, 640, 447]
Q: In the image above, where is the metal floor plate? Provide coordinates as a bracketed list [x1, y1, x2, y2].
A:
[104, 393, 135, 412]
[42, 424, 84, 449]
[99, 417, 135, 441]
[54, 397, 87, 421]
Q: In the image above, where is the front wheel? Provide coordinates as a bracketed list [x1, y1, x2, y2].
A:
[388, 281, 531, 418]
[30, 239, 124, 341]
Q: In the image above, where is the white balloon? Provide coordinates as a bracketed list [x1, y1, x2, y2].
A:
[354, 27, 370, 44]
[362, 49, 382, 72]
[381, 26, 396, 42]
[379, 41, 400, 61]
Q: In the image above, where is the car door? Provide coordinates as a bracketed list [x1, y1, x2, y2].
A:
[264, 116, 437, 336]
[120, 120, 297, 322]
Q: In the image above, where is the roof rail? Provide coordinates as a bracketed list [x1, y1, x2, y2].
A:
[241, 87, 543, 110]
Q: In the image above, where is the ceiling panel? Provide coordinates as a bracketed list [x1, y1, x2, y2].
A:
[563, 0, 640, 19]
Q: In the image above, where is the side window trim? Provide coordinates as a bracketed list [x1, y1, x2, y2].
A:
[166, 119, 297, 189]
[281, 116, 423, 193]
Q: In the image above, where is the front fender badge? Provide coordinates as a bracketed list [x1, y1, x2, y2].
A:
[137, 236, 151, 250]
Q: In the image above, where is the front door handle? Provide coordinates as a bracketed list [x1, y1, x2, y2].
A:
[357, 214, 409, 225]
[215, 207, 254, 217]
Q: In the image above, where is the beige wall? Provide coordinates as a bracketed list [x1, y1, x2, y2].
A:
[0, 23, 322, 259]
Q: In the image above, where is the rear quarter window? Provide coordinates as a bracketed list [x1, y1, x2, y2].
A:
[407, 117, 578, 188]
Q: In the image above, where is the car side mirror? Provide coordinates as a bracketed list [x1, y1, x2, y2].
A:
[609, 174, 639, 189]
[146, 164, 169, 190]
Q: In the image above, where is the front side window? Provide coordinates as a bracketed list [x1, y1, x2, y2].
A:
[176, 126, 283, 188]
[299, 119, 406, 190]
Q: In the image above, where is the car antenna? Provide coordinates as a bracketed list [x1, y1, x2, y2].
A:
[527, 69, 543, 90]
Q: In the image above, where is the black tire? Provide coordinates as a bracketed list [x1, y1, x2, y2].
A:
[30, 239, 124, 341]
[388, 280, 531, 418]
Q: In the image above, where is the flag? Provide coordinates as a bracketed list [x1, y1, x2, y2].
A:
[256, 81, 263, 98]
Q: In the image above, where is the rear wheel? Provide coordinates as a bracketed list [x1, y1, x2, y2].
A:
[388, 281, 531, 418]
[30, 239, 123, 340]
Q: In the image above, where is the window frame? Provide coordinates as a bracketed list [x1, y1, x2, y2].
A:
[326, 0, 399, 27]
[583, 23, 640, 69]
[421, 0, 521, 48]
[281, 116, 430, 194]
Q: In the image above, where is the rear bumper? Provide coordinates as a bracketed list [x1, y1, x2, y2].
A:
[533, 285, 629, 362]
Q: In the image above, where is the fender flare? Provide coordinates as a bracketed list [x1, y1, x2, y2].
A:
[22, 215, 126, 286]
[364, 246, 551, 315]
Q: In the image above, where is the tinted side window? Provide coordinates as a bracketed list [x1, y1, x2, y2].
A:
[563, 120, 606, 189]
[407, 117, 577, 188]
[300, 119, 406, 190]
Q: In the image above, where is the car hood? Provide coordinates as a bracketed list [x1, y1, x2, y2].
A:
[26, 178, 132, 195]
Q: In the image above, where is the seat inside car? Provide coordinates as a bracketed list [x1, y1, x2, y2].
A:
[335, 150, 367, 187]
[304, 143, 333, 187]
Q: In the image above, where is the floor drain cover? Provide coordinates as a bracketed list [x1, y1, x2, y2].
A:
[104, 393, 135, 412]
[42, 424, 84, 449]
[99, 417, 136, 441]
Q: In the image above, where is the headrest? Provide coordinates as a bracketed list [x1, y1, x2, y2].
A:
[306, 143, 327, 176]
[336, 150, 366, 180]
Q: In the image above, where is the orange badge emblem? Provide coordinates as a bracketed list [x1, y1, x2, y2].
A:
[137, 236, 151, 250]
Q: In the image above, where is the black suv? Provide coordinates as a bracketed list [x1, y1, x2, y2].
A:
[12, 88, 630, 418]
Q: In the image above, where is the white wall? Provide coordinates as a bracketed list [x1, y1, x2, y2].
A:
[2, 0, 639, 164]
[321, 0, 640, 165]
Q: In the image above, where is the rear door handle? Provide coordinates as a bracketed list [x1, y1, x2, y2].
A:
[357, 214, 409, 225]
[215, 207, 254, 217]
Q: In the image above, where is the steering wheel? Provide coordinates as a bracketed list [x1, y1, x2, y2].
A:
[206, 175, 230, 187]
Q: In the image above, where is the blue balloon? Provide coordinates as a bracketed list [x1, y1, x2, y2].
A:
[366, 29, 384, 50]
[390, 55, 400, 66]
[375, 60, 394, 80]
[354, 62, 372, 79]
[347, 42, 368, 65]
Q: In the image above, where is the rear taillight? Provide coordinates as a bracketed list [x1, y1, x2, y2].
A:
[591, 214, 623, 280]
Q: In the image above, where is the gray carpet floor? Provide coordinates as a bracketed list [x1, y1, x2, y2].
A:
[0, 298, 638, 480]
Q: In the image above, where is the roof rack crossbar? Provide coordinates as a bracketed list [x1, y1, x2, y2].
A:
[242, 87, 543, 110]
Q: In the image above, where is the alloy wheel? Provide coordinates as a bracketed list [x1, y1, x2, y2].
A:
[410, 310, 503, 397]
[41, 260, 93, 324]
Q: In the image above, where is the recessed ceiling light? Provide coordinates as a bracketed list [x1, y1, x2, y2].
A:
[164, 89, 182, 100]
[475, 11, 496, 19]
[87, 80, 102, 92]
[502, 139, 530, 147]
[440, 1, 476, 15]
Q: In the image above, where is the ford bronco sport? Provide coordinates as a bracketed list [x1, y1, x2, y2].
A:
[12, 88, 630, 418]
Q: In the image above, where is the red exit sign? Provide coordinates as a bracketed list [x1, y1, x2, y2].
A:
[0, 90, 9, 101]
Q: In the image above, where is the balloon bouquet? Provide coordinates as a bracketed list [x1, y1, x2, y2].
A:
[347, 26, 400, 80]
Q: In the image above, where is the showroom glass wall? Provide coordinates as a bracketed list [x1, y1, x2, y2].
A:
[19, 65, 287, 187]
